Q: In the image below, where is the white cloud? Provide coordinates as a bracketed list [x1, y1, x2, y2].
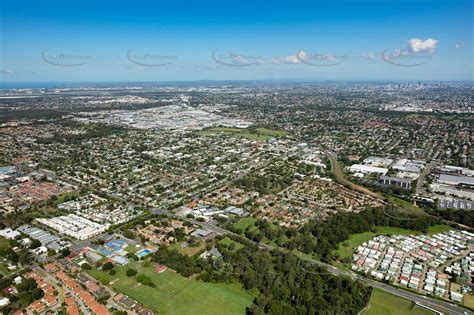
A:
[232, 55, 249, 65]
[226, 54, 264, 65]
[454, 42, 464, 49]
[1, 69, 14, 74]
[296, 50, 344, 64]
[406, 38, 439, 54]
[271, 54, 301, 64]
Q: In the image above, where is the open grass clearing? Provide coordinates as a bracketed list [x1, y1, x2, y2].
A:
[88, 260, 253, 315]
[363, 289, 433, 315]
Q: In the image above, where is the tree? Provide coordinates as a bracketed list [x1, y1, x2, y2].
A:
[17, 278, 36, 292]
[102, 262, 114, 271]
[29, 239, 41, 249]
[82, 263, 92, 270]
[136, 274, 155, 287]
[126, 268, 137, 277]
[123, 230, 136, 239]
[61, 248, 71, 257]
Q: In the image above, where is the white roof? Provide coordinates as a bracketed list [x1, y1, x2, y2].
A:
[349, 164, 388, 175]
[0, 228, 20, 239]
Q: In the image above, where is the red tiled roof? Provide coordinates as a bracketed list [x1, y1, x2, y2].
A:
[30, 300, 46, 312]
[44, 294, 58, 306]
[91, 303, 110, 315]
[113, 293, 124, 301]
[65, 297, 76, 306]
[67, 303, 79, 315]
[79, 291, 94, 304]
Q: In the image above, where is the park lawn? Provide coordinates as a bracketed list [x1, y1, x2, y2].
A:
[88, 261, 253, 315]
[335, 226, 419, 261]
[363, 289, 432, 315]
[0, 237, 10, 252]
[233, 217, 258, 231]
[385, 195, 425, 215]
[219, 237, 245, 251]
[335, 231, 376, 260]
[426, 224, 451, 235]
[374, 226, 419, 236]
[168, 241, 206, 256]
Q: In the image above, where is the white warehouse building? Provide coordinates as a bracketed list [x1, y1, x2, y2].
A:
[349, 164, 388, 175]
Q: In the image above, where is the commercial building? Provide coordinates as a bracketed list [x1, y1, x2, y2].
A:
[36, 214, 109, 240]
[380, 176, 413, 189]
[0, 228, 21, 240]
[348, 164, 388, 175]
[430, 184, 474, 201]
[438, 174, 474, 187]
[363, 156, 394, 167]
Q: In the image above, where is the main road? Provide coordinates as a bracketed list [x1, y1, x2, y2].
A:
[182, 215, 471, 315]
[294, 253, 471, 315]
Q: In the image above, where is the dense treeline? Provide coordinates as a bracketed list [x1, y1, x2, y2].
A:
[234, 161, 298, 195]
[200, 243, 371, 314]
[427, 209, 474, 227]
[151, 247, 201, 277]
[234, 173, 295, 195]
[228, 207, 440, 263]
[0, 108, 69, 122]
[36, 123, 125, 144]
[150, 232, 371, 314]
[287, 208, 439, 262]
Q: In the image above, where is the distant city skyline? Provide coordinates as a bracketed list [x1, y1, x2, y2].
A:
[1, 0, 473, 82]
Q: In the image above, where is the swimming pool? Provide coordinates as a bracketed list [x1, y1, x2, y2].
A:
[136, 248, 152, 257]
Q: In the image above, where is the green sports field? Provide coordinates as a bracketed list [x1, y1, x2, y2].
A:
[88, 261, 253, 315]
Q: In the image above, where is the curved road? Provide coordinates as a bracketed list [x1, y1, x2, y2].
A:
[323, 150, 472, 231]
[324, 151, 382, 199]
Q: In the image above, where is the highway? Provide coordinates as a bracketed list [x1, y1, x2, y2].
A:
[294, 254, 471, 315]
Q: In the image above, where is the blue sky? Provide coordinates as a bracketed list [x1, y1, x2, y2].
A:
[1, 0, 472, 82]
